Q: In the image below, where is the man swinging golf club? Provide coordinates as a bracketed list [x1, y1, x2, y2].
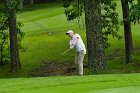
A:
[66, 30, 86, 76]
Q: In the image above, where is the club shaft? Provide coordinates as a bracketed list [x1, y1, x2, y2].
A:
[62, 49, 70, 55]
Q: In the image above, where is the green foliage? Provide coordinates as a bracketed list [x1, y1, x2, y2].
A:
[17, 22, 25, 50]
[121, 0, 140, 24]
[129, 1, 140, 24]
[0, 20, 9, 64]
[101, 1, 122, 48]
[63, 0, 122, 48]
[63, 0, 84, 21]
[63, 0, 75, 8]
[0, 0, 25, 64]
[0, 14, 9, 64]
[4, 0, 22, 15]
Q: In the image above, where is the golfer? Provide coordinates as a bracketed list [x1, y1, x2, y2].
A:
[66, 30, 86, 76]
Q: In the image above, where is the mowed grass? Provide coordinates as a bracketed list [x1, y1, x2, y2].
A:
[17, 3, 86, 76]
[19, 2, 140, 75]
[0, 74, 140, 93]
[0, 1, 140, 77]
[0, 1, 140, 93]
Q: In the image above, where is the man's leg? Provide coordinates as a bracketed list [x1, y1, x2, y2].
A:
[77, 51, 85, 76]
[75, 53, 78, 65]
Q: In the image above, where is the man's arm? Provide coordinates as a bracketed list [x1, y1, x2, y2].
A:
[70, 37, 78, 49]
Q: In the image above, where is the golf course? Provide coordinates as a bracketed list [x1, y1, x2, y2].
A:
[0, 0, 140, 93]
[0, 74, 140, 93]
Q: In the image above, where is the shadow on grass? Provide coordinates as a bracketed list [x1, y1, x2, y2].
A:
[21, 2, 63, 12]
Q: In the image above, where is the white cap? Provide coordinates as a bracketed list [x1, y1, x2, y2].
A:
[66, 30, 74, 35]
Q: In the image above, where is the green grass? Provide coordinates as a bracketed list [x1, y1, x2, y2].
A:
[0, 2, 140, 93]
[0, 74, 140, 93]
[0, 1, 140, 77]
[16, 3, 86, 76]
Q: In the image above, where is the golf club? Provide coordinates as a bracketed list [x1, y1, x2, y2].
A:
[62, 49, 71, 56]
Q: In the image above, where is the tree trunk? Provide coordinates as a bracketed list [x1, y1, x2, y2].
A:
[84, 0, 107, 73]
[20, 0, 24, 9]
[121, 0, 134, 64]
[138, 0, 140, 4]
[30, 0, 34, 5]
[9, 9, 21, 72]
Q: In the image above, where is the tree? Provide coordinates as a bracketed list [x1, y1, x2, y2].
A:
[30, 0, 34, 5]
[129, 0, 140, 24]
[138, 0, 140, 4]
[84, 0, 107, 72]
[121, 0, 134, 63]
[0, 0, 23, 72]
[8, 8, 21, 71]
[19, 0, 24, 9]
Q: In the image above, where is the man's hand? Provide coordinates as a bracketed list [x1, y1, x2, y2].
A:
[70, 37, 78, 49]
[70, 44, 74, 49]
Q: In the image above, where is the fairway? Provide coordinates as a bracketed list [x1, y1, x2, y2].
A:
[0, 74, 140, 93]
[0, 1, 140, 93]
[92, 86, 140, 93]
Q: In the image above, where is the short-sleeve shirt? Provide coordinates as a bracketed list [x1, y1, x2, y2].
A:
[70, 33, 86, 54]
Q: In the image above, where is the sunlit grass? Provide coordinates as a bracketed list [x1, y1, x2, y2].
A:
[0, 1, 140, 77]
[0, 74, 140, 93]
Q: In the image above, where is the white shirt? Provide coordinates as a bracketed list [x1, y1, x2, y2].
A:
[70, 33, 86, 54]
